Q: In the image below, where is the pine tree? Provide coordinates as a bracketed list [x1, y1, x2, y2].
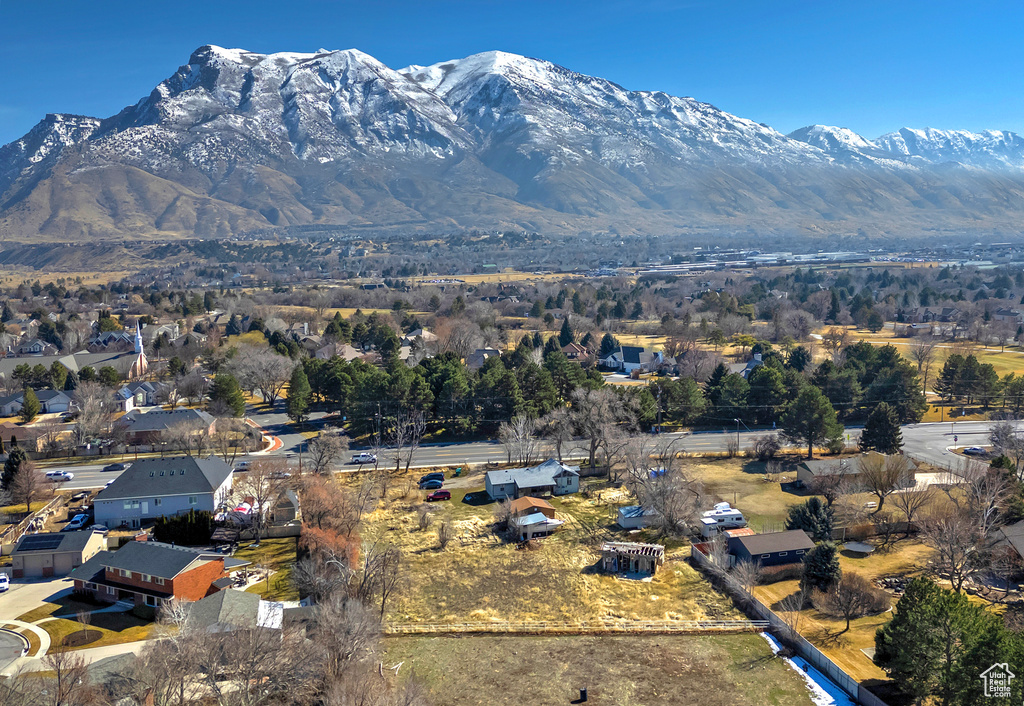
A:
[208, 374, 246, 417]
[802, 541, 841, 592]
[1, 446, 27, 490]
[286, 365, 312, 425]
[19, 388, 40, 424]
[598, 333, 619, 357]
[780, 386, 844, 459]
[860, 402, 903, 454]
[785, 497, 834, 542]
[558, 318, 575, 347]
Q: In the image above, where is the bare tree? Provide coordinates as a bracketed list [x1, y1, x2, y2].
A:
[909, 330, 939, 393]
[437, 515, 455, 550]
[538, 406, 574, 462]
[812, 572, 890, 634]
[570, 387, 623, 468]
[990, 421, 1024, 479]
[357, 541, 402, 619]
[391, 410, 425, 473]
[807, 465, 852, 508]
[10, 461, 43, 514]
[635, 467, 705, 537]
[232, 458, 290, 539]
[164, 420, 212, 456]
[890, 487, 934, 537]
[292, 555, 354, 604]
[822, 327, 850, 363]
[211, 416, 256, 464]
[73, 380, 114, 446]
[857, 453, 912, 514]
[498, 415, 541, 466]
[729, 559, 762, 595]
[228, 345, 295, 405]
[177, 370, 208, 407]
[308, 431, 348, 475]
[920, 507, 987, 593]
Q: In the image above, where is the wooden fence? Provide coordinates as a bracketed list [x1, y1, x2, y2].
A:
[690, 543, 890, 706]
[0, 495, 65, 555]
[384, 619, 768, 636]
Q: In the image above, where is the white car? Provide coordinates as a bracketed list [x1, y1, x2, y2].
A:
[64, 514, 90, 531]
[0, 574, 8, 592]
[350, 453, 377, 465]
[45, 470, 74, 483]
[233, 461, 251, 471]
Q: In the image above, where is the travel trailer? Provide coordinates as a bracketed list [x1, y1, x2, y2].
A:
[700, 502, 748, 537]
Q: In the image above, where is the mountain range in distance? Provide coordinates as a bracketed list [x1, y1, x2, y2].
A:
[3, 44, 1024, 244]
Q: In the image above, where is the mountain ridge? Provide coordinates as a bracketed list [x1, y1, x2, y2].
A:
[4, 44, 1024, 241]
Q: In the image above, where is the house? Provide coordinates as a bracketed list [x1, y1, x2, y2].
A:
[739, 353, 763, 379]
[0, 389, 73, 415]
[10, 530, 107, 578]
[599, 345, 652, 373]
[561, 342, 590, 361]
[184, 589, 284, 633]
[508, 496, 556, 519]
[513, 512, 564, 541]
[93, 455, 234, 529]
[600, 541, 665, 576]
[617, 505, 657, 530]
[797, 454, 917, 489]
[485, 459, 580, 499]
[314, 342, 363, 361]
[727, 530, 814, 567]
[994, 520, 1024, 564]
[402, 328, 438, 347]
[13, 338, 60, 357]
[68, 539, 249, 612]
[466, 348, 501, 369]
[116, 407, 216, 445]
[121, 381, 160, 408]
[113, 387, 135, 412]
[140, 322, 180, 344]
[994, 308, 1024, 324]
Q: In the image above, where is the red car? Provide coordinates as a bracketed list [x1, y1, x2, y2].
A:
[425, 490, 451, 502]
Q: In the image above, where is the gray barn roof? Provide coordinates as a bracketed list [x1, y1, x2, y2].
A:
[95, 455, 232, 501]
[732, 530, 814, 556]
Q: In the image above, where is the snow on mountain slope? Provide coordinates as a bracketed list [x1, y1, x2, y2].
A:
[0, 113, 100, 194]
[873, 127, 1024, 169]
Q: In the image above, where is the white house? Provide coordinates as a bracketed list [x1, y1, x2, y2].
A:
[93, 456, 234, 529]
[485, 459, 580, 499]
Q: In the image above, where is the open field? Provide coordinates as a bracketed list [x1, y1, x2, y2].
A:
[754, 540, 935, 682]
[383, 633, 815, 706]
[689, 458, 810, 532]
[363, 477, 738, 624]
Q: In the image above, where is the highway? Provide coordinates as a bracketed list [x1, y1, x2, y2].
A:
[44, 419, 1021, 491]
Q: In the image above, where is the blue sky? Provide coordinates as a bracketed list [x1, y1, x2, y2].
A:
[2, 0, 1022, 145]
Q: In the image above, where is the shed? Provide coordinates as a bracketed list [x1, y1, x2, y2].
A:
[600, 541, 665, 576]
[727, 530, 814, 568]
[11, 530, 107, 578]
[616, 505, 657, 530]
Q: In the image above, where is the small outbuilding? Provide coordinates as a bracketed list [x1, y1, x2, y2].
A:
[11, 530, 107, 578]
[727, 530, 814, 568]
[600, 541, 665, 576]
[616, 505, 657, 530]
[508, 496, 556, 519]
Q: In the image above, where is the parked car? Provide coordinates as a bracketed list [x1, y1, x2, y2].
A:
[233, 461, 251, 471]
[964, 446, 988, 456]
[88, 525, 109, 536]
[419, 479, 443, 490]
[45, 470, 74, 483]
[419, 472, 445, 484]
[270, 471, 292, 479]
[63, 514, 90, 531]
[350, 453, 377, 464]
[425, 490, 451, 502]
[102, 462, 128, 472]
[0, 574, 9, 592]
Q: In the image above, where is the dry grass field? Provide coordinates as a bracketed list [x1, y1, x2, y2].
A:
[384, 634, 816, 706]
[363, 478, 738, 625]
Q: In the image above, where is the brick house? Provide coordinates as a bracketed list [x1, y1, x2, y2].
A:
[68, 540, 249, 614]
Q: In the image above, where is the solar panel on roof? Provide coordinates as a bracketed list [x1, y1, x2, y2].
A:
[18, 534, 64, 551]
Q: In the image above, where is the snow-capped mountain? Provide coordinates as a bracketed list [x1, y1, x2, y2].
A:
[5, 45, 1024, 241]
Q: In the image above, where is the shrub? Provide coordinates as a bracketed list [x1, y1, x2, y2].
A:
[751, 434, 781, 461]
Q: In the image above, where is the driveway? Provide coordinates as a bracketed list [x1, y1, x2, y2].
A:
[0, 578, 72, 621]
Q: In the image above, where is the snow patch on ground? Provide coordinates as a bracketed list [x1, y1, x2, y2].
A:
[760, 633, 857, 706]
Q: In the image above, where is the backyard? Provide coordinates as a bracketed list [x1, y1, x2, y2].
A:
[383, 633, 817, 706]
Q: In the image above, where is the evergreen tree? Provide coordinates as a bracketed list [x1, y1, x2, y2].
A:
[787, 346, 812, 372]
[49, 362, 67, 391]
[860, 402, 904, 454]
[225, 314, 242, 337]
[286, 365, 312, 425]
[785, 497, 834, 542]
[208, 374, 246, 417]
[780, 386, 844, 459]
[1, 446, 27, 490]
[543, 335, 561, 356]
[19, 388, 40, 424]
[802, 541, 841, 592]
[558, 318, 575, 347]
[63, 369, 78, 392]
[827, 290, 841, 322]
[598, 333, 619, 357]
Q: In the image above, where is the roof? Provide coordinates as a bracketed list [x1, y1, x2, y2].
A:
[732, 530, 814, 556]
[485, 458, 579, 490]
[799, 459, 854, 477]
[620, 346, 648, 364]
[600, 541, 665, 557]
[508, 496, 554, 515]
[70, 541, 222, 581]
[185, 589, 283, 631]
[13, 530, 98, 555]
[617, 505, 655, 519]
[119, 407, 214, 433]
[723, 528, 756, 539]
[997, 520, 1024, 558]
[95, 455, 232, 501]
[516, 512, 564, 527]
[0, 350, 142, 378]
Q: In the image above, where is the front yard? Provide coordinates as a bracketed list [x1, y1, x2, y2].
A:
[236, 537, 300, 601]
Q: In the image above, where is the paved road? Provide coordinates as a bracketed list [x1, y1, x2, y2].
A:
[39, 417, 1022, 490]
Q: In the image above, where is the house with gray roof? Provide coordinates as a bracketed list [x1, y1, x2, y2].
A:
[116, 407, 216, 444]
[184, 589, 284, 633]
[68, 539, 249, 613]
[10, 530, 107, 578]
[485, 459, 580, 500]
[93, 455, 234, 529]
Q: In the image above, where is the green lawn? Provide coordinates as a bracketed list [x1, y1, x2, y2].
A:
[236, 537, 300, 601]
[39, 612, 156, 652]
[384, 634, 815, 706]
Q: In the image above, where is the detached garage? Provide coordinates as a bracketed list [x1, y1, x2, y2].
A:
[11, 531, 106, 578]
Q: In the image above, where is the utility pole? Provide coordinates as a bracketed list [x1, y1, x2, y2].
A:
[734, 418, 740, 451]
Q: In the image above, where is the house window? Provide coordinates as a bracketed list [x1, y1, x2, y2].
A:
[761, 554, 770, 559]
[153, 577, 165, 586]
[119, 569, 131, 578]
[145, 595, 158, 607]
[85, 582, 97, 590]
[796, 550, 805, 555]
[189, 496, 198, 505]
[169, 470, 174, 476]
[107, 585, 117, 594]
[160, 471, 165, 476]
[141, 574, 151, 582]
[123, 500, 140, 510]
[779, 552, 788, 557]
[154, 498, 162, 507]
